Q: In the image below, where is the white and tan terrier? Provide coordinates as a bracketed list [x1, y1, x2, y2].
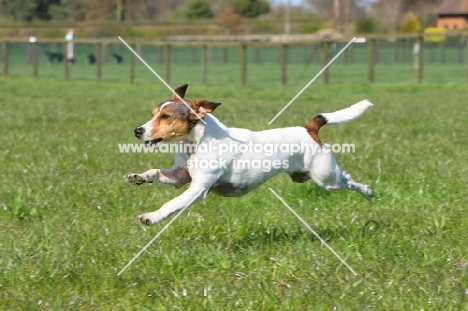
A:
[129, 84, 373, 225]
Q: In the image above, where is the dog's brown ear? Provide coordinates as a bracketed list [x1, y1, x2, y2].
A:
[190, 100, 221, 120]
[172, 84, 188, 100]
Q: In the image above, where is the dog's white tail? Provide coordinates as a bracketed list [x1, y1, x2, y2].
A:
[321, 100, 373, 124]
[305, 100, 373, 146]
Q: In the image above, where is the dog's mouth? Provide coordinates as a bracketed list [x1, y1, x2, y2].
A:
[145, 138, 163, 147]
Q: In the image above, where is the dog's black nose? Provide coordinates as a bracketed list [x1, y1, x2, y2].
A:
[134, 127, 145, 139]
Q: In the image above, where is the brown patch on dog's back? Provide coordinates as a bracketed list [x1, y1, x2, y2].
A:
[304, 115, 327, 147]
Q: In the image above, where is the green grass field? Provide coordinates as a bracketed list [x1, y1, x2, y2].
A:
[1, 77, 468, 310]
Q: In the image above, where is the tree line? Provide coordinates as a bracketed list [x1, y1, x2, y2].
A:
[0, 0, 446, 34]
[0, 0, 270, 22]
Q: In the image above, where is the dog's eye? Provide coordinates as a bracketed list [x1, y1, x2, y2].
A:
[161, 114, 170, 120]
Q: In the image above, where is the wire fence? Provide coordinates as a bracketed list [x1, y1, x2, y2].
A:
[1, 35, 467, 86]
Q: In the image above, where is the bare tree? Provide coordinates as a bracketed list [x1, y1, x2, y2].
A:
[307, 0, 334, 17]
[307, 0, 364, 31]
[372, 0, 403, 33]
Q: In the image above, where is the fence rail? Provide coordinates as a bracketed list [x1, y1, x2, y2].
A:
[1, 34, 467, 85]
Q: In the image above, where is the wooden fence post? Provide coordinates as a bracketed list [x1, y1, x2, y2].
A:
[375, 40, 381, 63]
[202, 44, 207, 84]
[32, 41, 38, 77]
[136, 43, 141, 57]
[158, 45, 163, 63]
[164, 44, 171, 83]
[368, 39, 375, 83]
[322, 41, 330, 84]
[416, 35, 423, 83]
[394, 44, 399, 63]
[63, 43, 69, 80]
[280, 44, 287, 85]
[223, 47, 228, 64]
[192, 46, 197, 64]
[102, 43, 108, 63]
[129, 43, 135, 84]
[26, 42, 31, 64]
[430, 43, 435, 62]
[2, 41, 8, 76]
[96, 42, 102, 81]
[240, 44, 246, 87]
[439, 40, 445, 64]
[405, 38, 411, 63]
[306, 44, 314, 64]
[344, 44, 349, 64]
[458, 41, 463, 63]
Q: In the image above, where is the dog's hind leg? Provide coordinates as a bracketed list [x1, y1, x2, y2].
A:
[309, 152, 372, 200]
[341, 170, 373, 200]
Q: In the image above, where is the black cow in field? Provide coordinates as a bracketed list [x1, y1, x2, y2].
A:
[112, 53, 123, 64]
[88, 54, 96, 64]
[46, 51, 63, 63]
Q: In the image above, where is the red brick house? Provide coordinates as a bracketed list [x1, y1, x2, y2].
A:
[437, 0, 468, 29]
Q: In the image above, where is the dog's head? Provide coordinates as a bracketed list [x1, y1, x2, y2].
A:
[133, 84, 221, 146]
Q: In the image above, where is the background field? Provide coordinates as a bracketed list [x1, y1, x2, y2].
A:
[3, 38, 468, 85]
[1, 77, 467, 310]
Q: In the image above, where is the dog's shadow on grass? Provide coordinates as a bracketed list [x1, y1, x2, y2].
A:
[220, 219, 383, 250]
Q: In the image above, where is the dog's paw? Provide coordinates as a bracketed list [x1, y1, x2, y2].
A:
[138, 212, 160, 226]
[128, 173, 147, 185]
[363, 185, 373, 201]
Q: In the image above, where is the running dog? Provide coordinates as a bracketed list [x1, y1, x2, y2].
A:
[128, 84, 373, 225]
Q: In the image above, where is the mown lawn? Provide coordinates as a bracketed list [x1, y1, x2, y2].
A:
[0, 77, 467, 310]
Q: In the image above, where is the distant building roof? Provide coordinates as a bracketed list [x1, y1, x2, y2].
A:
[437, 0, 468, 15]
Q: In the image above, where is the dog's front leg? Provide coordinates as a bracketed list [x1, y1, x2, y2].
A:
[128, 168, 190, 189]
[138, 185, 208, 226]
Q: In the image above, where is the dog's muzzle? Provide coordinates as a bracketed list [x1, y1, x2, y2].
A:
[134, 127, 145, 139]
